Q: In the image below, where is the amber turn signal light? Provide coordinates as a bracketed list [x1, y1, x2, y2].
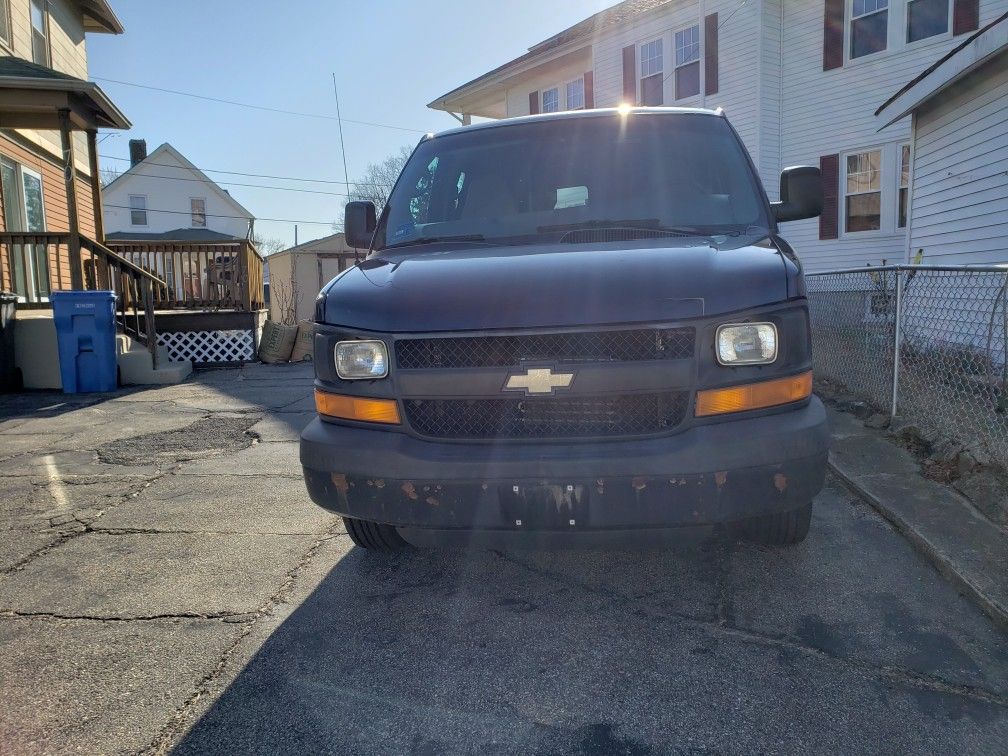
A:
[314, 390, 401, 424]
[695, 371, 813, 417]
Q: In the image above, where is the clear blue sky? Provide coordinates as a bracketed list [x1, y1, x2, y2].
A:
[88, 0, 606, 248]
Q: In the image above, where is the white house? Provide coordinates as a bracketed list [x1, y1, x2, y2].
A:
[876, 11, 1008, 264]
[429, 0, 1007, 271]
[266, 232, 358, 323]
[103, 140, 254, 242]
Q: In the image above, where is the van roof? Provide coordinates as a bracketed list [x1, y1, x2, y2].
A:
[428, 106, 724, 140]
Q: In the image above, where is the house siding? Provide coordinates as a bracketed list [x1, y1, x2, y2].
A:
[779, 0, 1008, 272]
[433, 0, 1008, 271]
[505, 55, 592, 117]
[103, 147, 253, 239]
[7, 0, 92, 174]
[908, 52, 1008, 264]
[0, 132, 97, 292]
[590, 0, 764, 170]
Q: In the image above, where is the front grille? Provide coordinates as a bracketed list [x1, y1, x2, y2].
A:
[404, 392, 689, 440]
[396, 328, 694, 369]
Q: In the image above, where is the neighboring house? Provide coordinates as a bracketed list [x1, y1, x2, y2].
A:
[103, 140, 254, 242]
[267, 232, 357, 323]
[0, 0, 126, 301]
[429, 0, 1007, 271]
[100, 140, 266, 330]
[876, 11, 1008, 265]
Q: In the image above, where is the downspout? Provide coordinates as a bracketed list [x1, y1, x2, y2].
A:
[779, 0, 784, 184]
[699, 0, 706, 108]
[903, 113, 917, 264]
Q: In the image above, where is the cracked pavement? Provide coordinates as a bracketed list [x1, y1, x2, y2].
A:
[0, 362, 1006, 754]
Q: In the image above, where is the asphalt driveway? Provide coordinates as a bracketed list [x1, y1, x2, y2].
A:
[0, 362, 1005, 754]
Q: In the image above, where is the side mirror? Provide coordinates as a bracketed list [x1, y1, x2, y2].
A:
[344, 201, 377, 248]
[772, 166, 823, 223]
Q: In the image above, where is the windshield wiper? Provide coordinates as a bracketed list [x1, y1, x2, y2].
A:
[387, 233, 487, 249]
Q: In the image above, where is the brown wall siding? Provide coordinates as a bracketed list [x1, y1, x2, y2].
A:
[0, 133, 97, 293]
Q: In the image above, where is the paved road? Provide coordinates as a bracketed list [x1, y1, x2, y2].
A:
[0, 363, 1005, 754]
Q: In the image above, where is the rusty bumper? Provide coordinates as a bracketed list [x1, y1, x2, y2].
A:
[299, 397, 829, 531]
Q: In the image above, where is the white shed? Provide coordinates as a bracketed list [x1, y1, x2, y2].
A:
[877, 12, 1008, 266]
[266, 233, 358, 323]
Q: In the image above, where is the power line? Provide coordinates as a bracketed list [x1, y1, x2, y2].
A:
[99, 153, 393, 188]
[92, 76, 430, 134]
[105, 168, 356, 198]
[105, 203, 335, 226]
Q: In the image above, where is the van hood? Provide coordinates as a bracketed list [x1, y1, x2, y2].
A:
[319, 241, 793, 332]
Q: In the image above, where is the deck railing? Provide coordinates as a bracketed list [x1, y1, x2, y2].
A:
[104, 240, 265, 311]
[0, 231, 166, 367]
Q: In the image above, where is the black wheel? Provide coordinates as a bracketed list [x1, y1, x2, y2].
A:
[743, 502, 812, 545]
[342, 516, 409, 552]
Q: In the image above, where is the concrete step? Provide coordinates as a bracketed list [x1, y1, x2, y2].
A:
[116, 333, 171, 365]
[117, 349, 192, 386]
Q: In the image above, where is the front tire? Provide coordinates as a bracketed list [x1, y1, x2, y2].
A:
[342, 516, 409, 552]
[743, 502, 812, 545]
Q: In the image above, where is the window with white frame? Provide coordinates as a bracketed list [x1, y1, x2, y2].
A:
[29, 0, 48, 66]
[898, 144, 910, 228]
[850, 0, 888, 59]
[674, 25, 701, 99]
[906, 0, 949, 42]
[542, 87, 559, 113]
[639, 38, 663, 106]
[190, 197, 207, 227]
[845, 150, 882, 232]
[129, 194, 147, 226]
[566, 78, 585, 110]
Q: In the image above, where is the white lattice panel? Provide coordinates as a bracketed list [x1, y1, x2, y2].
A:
[158, 329, 255, 363]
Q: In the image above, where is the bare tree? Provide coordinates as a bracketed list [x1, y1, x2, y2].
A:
[250, 233, 287, 257]
[270, 278, 300, 326]
[333, 145, 412, 231]
[99, 165, 122, 187]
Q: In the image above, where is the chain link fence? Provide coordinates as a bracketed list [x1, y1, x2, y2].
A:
[806, 265, 1008, 468]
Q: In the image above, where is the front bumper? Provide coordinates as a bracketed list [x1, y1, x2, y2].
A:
[299, 397, 830, 532]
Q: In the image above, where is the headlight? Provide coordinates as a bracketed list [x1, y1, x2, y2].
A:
[335, 340, 389, 379]
[716, 323, 777, 365]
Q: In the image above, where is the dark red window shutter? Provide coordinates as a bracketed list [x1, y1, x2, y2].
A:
[584, 70, 594, 109]
[819, 154, 840, 240]
[952, 0, 979, 35]
[528, 91, 540, 115]
[622, 44, 637, 103]
[823, 0, 844, 71]
[704, 13, 719, 95]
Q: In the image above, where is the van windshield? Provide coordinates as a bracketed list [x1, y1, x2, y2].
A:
[375, 113, 769, 250]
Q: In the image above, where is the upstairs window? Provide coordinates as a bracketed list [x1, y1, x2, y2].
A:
[639, 38, 663, 105]
[850, 0, 888, 58]
[845, 149, 882, 232]
[0, 1, 11, 49]
[566, 78, 585, 110]
[674, 24, 701, 99]
[906, 0, 948, 42]
[129, 194, 147, 226]
[898, 144, 910, 228]
[541, 87, 559, 113]
[30, 0, 48, 66]
[190, 198, 207, 227]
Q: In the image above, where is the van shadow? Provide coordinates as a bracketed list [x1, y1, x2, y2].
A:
[174, 539, 730, 755]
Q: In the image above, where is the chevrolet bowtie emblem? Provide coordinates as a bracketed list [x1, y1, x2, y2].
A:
[504, 367, 574, 395]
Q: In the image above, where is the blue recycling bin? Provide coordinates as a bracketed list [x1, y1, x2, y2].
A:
[51, 291, 118, 393]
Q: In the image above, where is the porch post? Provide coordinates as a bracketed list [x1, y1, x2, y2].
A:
[86, 129, 105, 243]
[58, 108, 83, 290]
